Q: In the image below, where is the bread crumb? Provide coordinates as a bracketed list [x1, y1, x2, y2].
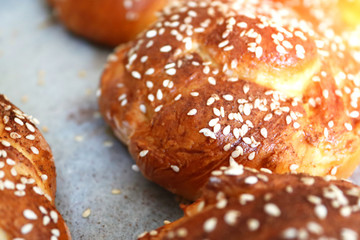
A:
[111, 189, 121, 195]
[75, 135, 84, 142]
[82, 208, 91, 218]
[37, 70, 45, 86]
[78, 70, 87, 78]
[103, 141, 113, 147]
[21, 95, 28, 103]
[42, 126, 49, 133]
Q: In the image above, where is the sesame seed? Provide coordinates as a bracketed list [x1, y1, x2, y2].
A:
[248, 152, 255, 160]
[82, 208, 91, 218]
[1, 140, 10, 147]
[146, 30, 157, 38]
[132, 164, 140, 172]
[156, 89, 163, 100]
[111, 189, 121, 195]
[243, 137, 252, 145]
[224, 210, 240, 226]
[244, 176, 258, 185]
[160, 45, 172, 53]
[43, 216, 50, 226]
[341, 228, 358, 240]
[21, 223, 33, 234]
[223, 94, 233, 101]
[145, 68, 155, 75]
[203, 217, 217, 232]
[239, 193, 255, 205]
[301, 177, 315, 185]
[314, 205, 327, 219]
[293, 122, 300, 129]
[231, 146, 243, 158]
[289, 164, 299, 171]
[307, 222, 323, 235]
[282, 228, 298, 239]
[139, 150, 149, 157]
[247, 219, 260, 231]
[255, 46, 263, 58]
[131, 71, 141, 79]
[208, 77, 216, 85]
[307, 195, 322, 205]
[187, 109, 197, 116]
[260, 128, 267, 138]
[174, 94, 182, 101]
[166, 68, 176, 75]
[23, 209, 38, 220]
[345, 123, 353, 131]
[218, 40, 229, 48]
[26, 123, 35, 132]
[30, 146, 39, 155]
[264, 203, 281, 217]
[170, 165, 180, 172]
[223, 125, 231, 135]
[207, 97, 215, 106]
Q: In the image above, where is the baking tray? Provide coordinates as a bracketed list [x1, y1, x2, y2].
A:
[1, 1, 360, 239]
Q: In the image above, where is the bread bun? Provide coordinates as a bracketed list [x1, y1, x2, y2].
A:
[0, 95, 70, 239]
[99, 0, 360, 199]
[51, 0, 168, 46]
[138, 162, 360, 239]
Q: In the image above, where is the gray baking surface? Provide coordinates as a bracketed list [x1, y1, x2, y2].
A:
[1, 1, 360, 240]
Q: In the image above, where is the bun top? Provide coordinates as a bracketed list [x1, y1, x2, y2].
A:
[139, 161, 360, 239]
[99, 0, 360, 199]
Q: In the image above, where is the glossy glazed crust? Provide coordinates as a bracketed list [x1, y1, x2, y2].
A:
[139, 163, 360, 239]
[51, 0, 168, 46]
[0, 95, 71, 239]
[99, 0, 360, 199]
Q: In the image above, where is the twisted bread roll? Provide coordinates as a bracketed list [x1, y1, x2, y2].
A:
[50, 0, 168, 46]
[0, 95, 70, 239]
[99, 0, 360, 199]
[139, 162, 360, 239]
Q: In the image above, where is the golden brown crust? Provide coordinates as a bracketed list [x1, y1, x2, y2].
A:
[0, 95, 71, 239]
[50, 0, 168, 46]
[138, 163, 360, 239]
[99, 0, 360, 199]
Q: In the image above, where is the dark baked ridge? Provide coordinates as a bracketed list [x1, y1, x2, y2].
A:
[139, 162, 360, 239]
[99, 0, 360, 199]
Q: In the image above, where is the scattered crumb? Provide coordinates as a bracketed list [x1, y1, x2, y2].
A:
[78, 70, 87, 78]
[37, 70, 45, 86]
[21, 95, 28, 103]
[111, 189, 121, 195]
[103, 141, 113, 148]
[42, 126, 49, 133]
[82, 208, 91, 218]
[132, 164, 140, 172]
[164, 220, 171, 225]
[74, 135, 84, 142]
[93, 112, 101, 119]
[38, 17, 56, 29]
[85, 88, 93, 96]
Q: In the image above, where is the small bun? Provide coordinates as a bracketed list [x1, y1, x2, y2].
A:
[51, 0, 168, 46]
[99, 0, 360, 199]
[138, 162, 360, 239]
[0, 95, 70, 239]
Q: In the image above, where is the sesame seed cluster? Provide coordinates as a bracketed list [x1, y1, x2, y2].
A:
[0, 95, 70, 239]
[139, 161, 360, 239]
[99, 0, 360, 199]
